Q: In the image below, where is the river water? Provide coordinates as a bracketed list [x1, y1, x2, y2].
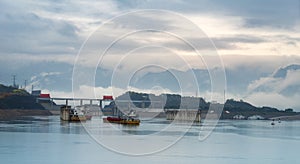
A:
[0, 116, 299, 164]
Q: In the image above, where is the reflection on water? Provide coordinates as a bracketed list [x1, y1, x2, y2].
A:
[0, 116, 299, 164]
[1, 116, 300, 140]
[0, 116, 88, 134]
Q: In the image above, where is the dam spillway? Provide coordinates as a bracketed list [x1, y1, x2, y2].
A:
[165, 109, 201, 122]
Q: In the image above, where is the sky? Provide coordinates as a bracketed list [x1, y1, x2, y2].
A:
[0, 0, 300, 110]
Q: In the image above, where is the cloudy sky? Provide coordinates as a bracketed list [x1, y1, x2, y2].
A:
[1, 0, 300, 110]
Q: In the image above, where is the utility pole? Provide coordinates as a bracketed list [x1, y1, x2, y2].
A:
[224, 89, 226, 104]
[12, 75, 16, 88]
[24, 80, 27, 90]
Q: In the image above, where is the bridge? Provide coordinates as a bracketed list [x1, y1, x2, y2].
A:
[36, 97, 163, 109]
[37, 96, 166, 118]
[37, 97, 102, 107]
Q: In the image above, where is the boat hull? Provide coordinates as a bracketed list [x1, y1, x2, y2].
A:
[70, 115, 86, 121]
[103, 116, 140, 125]
[85, 115, 92, 120]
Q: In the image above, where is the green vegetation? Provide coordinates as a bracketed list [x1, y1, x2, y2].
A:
[12, 89, 29, 95]
[0, 84, 45, 110]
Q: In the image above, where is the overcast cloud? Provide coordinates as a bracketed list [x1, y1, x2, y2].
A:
[0, 0, 300, 110]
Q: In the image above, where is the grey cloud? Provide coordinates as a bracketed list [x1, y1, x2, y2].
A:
[207, 0, 300, 29]
[0, 0, 121, 57]
[118, 0, 300, 29]
[0, 11, 80, 55]
[286, 41, 297, 46]
[273, 35, 300, 42]
[213, 35, 266, 44]
[0, 0, 299, 111]
[162, 37, 235, 51]
[243, 17, 298, 29]
[163, 35, 267, 51]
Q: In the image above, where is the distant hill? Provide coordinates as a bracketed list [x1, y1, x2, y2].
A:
[116, 91, 298, 120]
[0, 84, 45, 110]
[250, 64, 300, 96]
[0, 84, 21, 93]
[272, 64, 300, 78]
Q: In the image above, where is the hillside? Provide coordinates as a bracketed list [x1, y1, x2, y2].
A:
[0, 84, 45, 110]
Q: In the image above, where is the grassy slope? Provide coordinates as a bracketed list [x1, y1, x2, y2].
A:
[0, 84, 45, 110]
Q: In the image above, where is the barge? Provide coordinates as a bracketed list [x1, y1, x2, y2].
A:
[60, 105, 87, 121]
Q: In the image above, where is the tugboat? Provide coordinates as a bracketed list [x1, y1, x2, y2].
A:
[84, 115, 92, 120]
[103, 116, 140, 125]
[70, 110, 87, 121]
[101, 96, 140, 125]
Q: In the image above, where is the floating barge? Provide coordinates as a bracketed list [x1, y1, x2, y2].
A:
[101, 96, 140, 125]
[60, 106, 87, 121]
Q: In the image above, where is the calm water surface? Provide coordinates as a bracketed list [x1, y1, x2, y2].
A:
[0, 116, 299, 164]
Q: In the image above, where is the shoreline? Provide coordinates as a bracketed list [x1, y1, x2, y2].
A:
[269, 115, 300, 121]
[1, 109, 300, 121]
[0, 109, 52, 121]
